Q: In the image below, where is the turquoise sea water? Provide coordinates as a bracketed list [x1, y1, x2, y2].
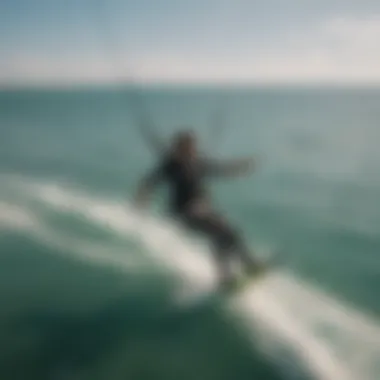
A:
[0, 86, 379, 380]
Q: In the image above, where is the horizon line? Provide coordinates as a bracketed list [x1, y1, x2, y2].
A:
[2, 80, 380, 92]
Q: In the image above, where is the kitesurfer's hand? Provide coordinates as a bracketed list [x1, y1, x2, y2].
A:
[244, 156, 256, 170]
[237, 155, 257, 174]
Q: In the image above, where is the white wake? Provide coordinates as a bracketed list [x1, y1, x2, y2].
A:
[3, 178, 380, 380]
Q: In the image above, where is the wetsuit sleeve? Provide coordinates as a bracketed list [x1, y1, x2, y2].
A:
[201, 159, 229, 177]
[201, 157, 254, 178]
[135, 160, 169, 206]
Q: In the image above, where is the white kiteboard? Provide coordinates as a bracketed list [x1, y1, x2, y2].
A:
[224, 249, 286, 295]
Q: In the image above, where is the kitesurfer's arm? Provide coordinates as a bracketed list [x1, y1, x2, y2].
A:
[135, 164, 165, 208]
[203, 156, 257, 178]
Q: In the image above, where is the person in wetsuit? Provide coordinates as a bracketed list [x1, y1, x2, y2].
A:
[135, 129, 261, 288]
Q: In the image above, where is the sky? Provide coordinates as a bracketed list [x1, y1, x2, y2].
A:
[1, 0, 380, 86]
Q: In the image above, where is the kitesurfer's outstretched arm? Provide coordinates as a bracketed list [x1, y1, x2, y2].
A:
[203, 156, 257, 178]
[134, 163, 165, 208]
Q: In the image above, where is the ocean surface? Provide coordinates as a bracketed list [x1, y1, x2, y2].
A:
[0, 86, 379, 380]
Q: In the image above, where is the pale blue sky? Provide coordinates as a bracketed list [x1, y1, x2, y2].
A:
[1, 0, 380, 85]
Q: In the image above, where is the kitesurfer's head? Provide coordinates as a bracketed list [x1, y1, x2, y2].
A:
[171, 129, 197, 159]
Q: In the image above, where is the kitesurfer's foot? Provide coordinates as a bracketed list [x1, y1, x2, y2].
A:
[246, 259, 266, 278]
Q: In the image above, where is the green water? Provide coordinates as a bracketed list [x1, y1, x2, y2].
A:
[0, 86, 379, 380]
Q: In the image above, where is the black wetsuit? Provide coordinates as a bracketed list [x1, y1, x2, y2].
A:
[144, 155, 257, 277]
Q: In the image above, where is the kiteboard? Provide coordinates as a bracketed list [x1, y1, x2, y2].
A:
[223, 249, 286, 295]
[181, 249, 288, 308]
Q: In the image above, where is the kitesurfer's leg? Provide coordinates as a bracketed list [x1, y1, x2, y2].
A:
[182, 211, 261, 284]
[179, 212, 233, 286]
[206, 213, 262, 276]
